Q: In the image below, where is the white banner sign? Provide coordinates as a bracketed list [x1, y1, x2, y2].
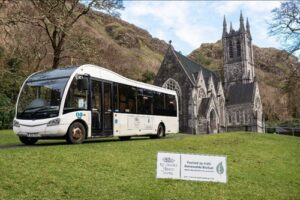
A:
[156, 152, 227, 183]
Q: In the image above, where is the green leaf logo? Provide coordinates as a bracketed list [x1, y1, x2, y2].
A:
[216, 162, 224, 175]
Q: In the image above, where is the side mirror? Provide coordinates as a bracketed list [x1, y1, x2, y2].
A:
[77, 77, 89, 91]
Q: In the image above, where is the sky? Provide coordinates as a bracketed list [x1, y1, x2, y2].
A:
[120, 1, 282, 56]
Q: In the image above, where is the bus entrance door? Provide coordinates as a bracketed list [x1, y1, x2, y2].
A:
[91, 80, 113, 136]
[103, 82, 113, 135]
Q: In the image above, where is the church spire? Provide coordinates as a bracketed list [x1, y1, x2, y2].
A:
[239, 11, 245, 32]
[223, 15, 227, 36]
[230, 22, 233, 32]
[246, 18, 252, 39]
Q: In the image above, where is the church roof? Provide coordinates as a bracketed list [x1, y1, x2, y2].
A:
[174, 51, 219, 86]
[226, 82, 255, 105]
[198, 98, 211, 117]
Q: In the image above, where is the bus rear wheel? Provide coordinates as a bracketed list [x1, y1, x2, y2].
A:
[150, 124, 165, 139]
[66, 122, 86, 144]
[19, 136, 38, 145]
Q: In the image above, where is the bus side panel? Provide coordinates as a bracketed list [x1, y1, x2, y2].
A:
[113, 113, 178, 137]
[152, 116, 179, 134]
[113, 113, 152, 136]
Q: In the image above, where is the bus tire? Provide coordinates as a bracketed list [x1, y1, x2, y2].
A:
[119, 136, 131, 141]
[150, 124, 165, 139]
[19, 136, 38, 145]
[66, 122, 86, 144]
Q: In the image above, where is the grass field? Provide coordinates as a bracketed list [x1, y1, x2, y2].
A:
[0, 130, 299, 200]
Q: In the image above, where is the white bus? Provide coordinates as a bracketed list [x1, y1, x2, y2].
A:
[13, 64, 179, 145]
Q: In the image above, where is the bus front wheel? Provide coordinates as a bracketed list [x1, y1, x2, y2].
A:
[66, 122, 86, 144]
[19, 136, 38, 145]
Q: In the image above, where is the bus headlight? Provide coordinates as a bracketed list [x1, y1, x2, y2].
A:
[13, 120, 20, 127]
[47, 118, 60, 127]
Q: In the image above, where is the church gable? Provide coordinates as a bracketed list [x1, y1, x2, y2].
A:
[155, 46, 190, 85]
[217, 81, 225, 99]
[207, 75, 217, 98]
[196, 70, 207, 100]
[196, 70, 206, 89]
[173, 50, 221, 87]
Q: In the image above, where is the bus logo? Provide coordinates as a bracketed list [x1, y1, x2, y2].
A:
[76, 112, 83, 119]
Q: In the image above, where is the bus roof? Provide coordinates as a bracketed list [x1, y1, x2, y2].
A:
[27, 66, 77, 82]
[76, 64, 177, 95]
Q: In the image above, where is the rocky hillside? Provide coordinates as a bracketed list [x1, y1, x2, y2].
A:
[0, 3, 168, 80]
[0, 2, 168, 128]
[189, 41, 300, 120]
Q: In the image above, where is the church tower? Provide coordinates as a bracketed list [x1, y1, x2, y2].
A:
[222, 12, 255, 89]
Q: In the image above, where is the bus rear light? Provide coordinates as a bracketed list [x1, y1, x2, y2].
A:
[47, 118, 60, 127]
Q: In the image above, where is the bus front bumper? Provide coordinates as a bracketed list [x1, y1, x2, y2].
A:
[13, 119, 69, 138]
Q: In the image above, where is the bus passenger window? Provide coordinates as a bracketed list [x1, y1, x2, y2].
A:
[118, 84, 136, 114]
[119, 95, 127, 112]
[64, 77, 88, 114]
[128, 99, 135, 113]
[137, 89, 153, 115]
[153, 92, 165, 116]
[165, 94, 177, 116]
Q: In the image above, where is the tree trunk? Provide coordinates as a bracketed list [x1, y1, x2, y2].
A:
[52, 53, 60, 69]
[52, 35, 65, 69]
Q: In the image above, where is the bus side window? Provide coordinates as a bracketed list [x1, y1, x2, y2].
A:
[119, 95, 126, 112]
[118, 84, 136, 114]
[137, 89, 153, 115]
[153, 92, 165, 116]
[64, 78, 88, 114]
[165, 94, 177, 116]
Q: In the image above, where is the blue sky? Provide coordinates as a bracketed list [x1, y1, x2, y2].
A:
[120, 1, 282, 56]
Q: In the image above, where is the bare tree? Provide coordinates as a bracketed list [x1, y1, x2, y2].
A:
[269, 1, 300, 118]
[269, 1, 300, 57]
[6, 0, 124, 69]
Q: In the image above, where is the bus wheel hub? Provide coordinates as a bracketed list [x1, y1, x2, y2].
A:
[72, 127, 82, 140]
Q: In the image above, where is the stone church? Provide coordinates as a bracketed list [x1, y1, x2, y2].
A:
[154, 13, 263, 134]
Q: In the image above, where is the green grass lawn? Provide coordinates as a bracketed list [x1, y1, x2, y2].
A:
[0, 130, 299, 200]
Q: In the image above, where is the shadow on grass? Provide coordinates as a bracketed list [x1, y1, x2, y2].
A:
[0, 135, 178, 149]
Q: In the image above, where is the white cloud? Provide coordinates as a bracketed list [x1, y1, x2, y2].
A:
[121, 1, 283, 54]
[122, 1, 218, 53]
[214, 1, 244, 15]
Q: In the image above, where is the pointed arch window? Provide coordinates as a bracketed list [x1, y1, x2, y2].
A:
[198, 88, 206, 103]
[163, 78, 182, 114]
[236, 40, 241, 57]
[236, 111, 240, 123]
[228, 113, 232, 124]
[229, 40, 234, 58]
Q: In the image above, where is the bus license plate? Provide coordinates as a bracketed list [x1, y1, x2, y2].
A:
[27, 133, 39, 137]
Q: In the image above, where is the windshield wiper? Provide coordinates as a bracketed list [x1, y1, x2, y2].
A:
[31, 106, 58, 117]
[18, 106, 49, 117]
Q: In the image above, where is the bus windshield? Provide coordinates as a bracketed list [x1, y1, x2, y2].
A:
[16, 78, 69, 119]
